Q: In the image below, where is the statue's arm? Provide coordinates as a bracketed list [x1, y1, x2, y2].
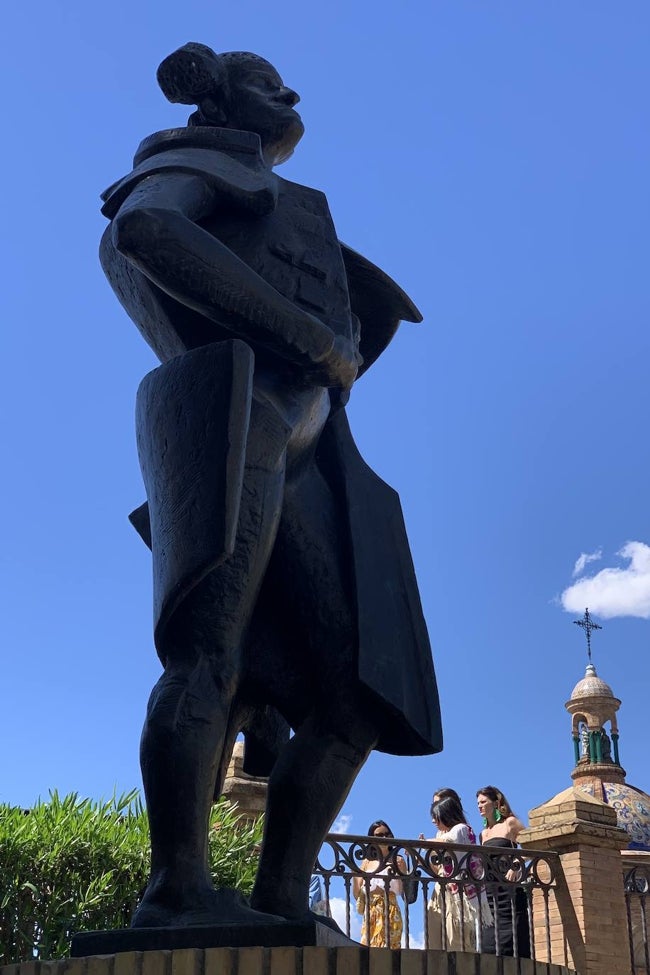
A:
[111, 171, 355, 387]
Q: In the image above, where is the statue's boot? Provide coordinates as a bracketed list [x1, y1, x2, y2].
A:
[132, 884, 285, 928]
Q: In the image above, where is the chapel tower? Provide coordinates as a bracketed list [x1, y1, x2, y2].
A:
[564, 608, 650, 850]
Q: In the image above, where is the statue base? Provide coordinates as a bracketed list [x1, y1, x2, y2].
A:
[71, 918, 355, 955]
[1, 947, 575, 975]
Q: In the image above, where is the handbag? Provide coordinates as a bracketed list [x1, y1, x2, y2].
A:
[402, 875, 418, 905]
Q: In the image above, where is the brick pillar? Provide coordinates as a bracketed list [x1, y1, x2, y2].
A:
[221, 741, 268, 822]
[519, 789, 630, 975]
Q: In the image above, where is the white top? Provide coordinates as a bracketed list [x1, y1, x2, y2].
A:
[365, 864, 403, 893]
[435, 823, 473, 844]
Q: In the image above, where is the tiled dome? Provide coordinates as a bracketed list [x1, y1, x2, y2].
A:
[570, 664, 614, 700]
[576, 780, 650, 851]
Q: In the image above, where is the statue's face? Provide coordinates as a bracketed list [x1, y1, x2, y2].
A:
[225, 57, 304, 165]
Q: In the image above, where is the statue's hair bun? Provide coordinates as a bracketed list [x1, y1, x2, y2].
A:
[157, 42, 224, 104]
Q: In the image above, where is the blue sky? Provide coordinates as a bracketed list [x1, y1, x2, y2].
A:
[1, 0, 649, 846]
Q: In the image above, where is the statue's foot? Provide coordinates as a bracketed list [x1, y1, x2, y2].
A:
[251, 886, 339, 927]
[132, 884, 286, 929]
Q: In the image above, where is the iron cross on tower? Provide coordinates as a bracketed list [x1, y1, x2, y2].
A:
[573, 607, 602, 663]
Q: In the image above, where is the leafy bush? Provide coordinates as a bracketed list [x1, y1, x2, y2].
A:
[0, 791, 263, 964]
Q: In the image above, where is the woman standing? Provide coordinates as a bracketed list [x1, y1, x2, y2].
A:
[353, 820, 406, 948]
[426, 796, 492, 952]
[476, 786, 531, 958]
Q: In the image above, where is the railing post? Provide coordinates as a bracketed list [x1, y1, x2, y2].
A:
[519, 790, 629, 975]
[623, 853, 650, 975]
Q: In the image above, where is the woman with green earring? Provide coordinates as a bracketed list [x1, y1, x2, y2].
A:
[476, 786, 530, 958]
[477, 787, 523, 845]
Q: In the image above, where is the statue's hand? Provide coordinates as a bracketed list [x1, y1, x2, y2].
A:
[317, 334, 360, 390]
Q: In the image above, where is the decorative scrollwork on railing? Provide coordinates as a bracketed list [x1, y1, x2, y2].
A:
[317, 833, 558, 891]
[623, 860, 650, 974]
[312, 833, 560, 956]
[624, 862, 650, 895]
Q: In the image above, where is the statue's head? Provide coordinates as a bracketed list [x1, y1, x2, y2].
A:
[157, 43, 304, 166]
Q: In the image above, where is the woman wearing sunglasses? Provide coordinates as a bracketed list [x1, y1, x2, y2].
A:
[353, 820, 407, 948]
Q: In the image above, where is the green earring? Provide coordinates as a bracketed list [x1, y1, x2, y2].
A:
[494, 809, 503, 823]
[481, 816, 488, 827]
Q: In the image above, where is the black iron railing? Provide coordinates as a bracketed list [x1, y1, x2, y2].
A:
[624, 858, 650, 974]
[312, 833, 560, 957]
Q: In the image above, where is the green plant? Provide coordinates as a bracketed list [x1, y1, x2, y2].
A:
[0, 791, 263, 964]
[208, 799, 264, 894]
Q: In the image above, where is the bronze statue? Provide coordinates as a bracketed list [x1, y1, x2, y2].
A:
[100, 43, 442, 930]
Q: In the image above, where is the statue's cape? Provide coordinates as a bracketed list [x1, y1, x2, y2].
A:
[317, 409, 442, 756]
[339, 244, 422, 374]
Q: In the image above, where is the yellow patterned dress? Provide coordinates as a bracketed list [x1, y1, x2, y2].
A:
[357, 877, 403, 948]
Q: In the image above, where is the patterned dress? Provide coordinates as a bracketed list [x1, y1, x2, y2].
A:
[427, 823, 492, 952]
[357, 869, 403, 948]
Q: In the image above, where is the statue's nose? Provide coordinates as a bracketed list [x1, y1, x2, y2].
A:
[279, 86, 300, 107]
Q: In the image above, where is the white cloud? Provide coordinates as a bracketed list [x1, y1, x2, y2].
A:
[332, 814, 353, 834]
[328, 897, 362, 941]
[561, 541, 650, 619]
[572, 548, 602, 577]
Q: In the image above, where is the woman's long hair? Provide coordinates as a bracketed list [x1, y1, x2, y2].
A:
[430, 787, 464, 821]
[431, 795, 466, 831]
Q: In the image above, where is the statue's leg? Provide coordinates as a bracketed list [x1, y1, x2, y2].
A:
[135, 401, 290, 928]
[250, 464, 380, 919]
[251, 704, 378, 919]
[135, 651, 235, 926]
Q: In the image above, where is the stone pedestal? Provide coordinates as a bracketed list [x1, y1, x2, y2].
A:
[519, 788, 630, 975]
[71, 919, 354, 956]
[0, 948, 575, 975]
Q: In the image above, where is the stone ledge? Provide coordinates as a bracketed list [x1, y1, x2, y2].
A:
[519, 818, 629, 853]
[527, 794, 619, 828]
[0, 949, 577, 975]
